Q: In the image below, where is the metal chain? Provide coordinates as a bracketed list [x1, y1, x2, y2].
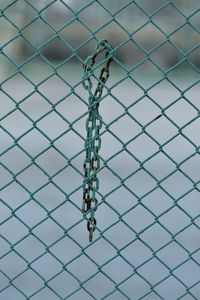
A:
[82, 39, 114, 242]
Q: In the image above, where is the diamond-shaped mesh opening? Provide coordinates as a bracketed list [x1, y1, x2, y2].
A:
[4, 0, 38, 26]
[167, 61, 199, 88]
[43, 1, 75, 30]
[0, 17, 18, 45]
[41, 37, 73, 63]
[170, 24, 200, 53]
[173, 0, 199, 16]
[115, 1, 149, 30]
[48, 270, 79, 298]
[150, 41, 184, 70]
[152, 3, 187, 34]
[22, 19, 55, 48]
[1, 146, 31, 173]
[116, 40, 147, 68]
[79, 1, 112, 30]
[1, 0, 200, 299]
[14, 269, 44, 296]
[59, 20, 92, 50]
[148, 79, 181, 107]
[189, 10, 200, 30]
[3, 36, 36, 65]
[133, 22, 166, 51]
[20, 92, 52, 120]
[187, 46, 200, 69]
[3, 73, 34, 98]
[166, 98, 197, 127]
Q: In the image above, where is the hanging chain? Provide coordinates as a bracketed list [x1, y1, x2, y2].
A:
[82, 39, 114, 242]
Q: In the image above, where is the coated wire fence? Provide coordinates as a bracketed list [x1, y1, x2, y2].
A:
[0, 0, 200, 299]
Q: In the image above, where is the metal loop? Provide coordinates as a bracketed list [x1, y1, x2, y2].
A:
[87, 217, 97, 232]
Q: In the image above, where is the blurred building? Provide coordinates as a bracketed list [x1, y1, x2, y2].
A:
[1, 0, 199, 69]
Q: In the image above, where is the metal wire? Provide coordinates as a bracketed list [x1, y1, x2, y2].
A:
[0, 0, 200, 299]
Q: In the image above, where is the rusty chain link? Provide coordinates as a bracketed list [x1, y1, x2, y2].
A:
[82, 39, 114, 242]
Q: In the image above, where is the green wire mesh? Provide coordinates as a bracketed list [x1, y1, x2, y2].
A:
[0, 0, 200, 299]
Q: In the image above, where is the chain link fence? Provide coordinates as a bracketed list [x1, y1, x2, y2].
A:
[1, 0, 200, 299]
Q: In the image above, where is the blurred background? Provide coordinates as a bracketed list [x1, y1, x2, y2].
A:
[0, 0, 200, 299]
[1, 0, 200, 73]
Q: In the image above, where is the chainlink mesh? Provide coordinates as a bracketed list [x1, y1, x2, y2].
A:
[0, 0, 200, 299]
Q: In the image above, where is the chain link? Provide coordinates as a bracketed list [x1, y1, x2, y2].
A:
[82, 39, 114, 242]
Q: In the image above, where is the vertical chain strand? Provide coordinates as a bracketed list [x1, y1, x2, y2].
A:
[82, 40, 114, 242]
